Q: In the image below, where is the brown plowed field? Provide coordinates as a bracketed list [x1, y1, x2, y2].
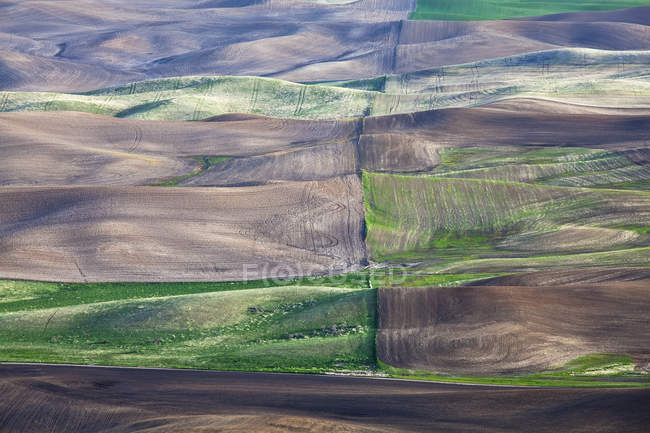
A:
[363, 101, 650, 150]
[1, 99, 649, 280]
[0, 111, 358, 186]
[182, 140, 359, 186]
[470, 268, 650, 286]
[378, 285, 650, 374]
[6, 99, 648, 187]
[0, 176, 366, 282]
[1, 1, 649, 91]
[1, 364, 649, 433]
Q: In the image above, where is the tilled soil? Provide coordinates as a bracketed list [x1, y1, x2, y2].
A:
[0, 177, 366, 282]
[378, 284, 650, 374]
[1, 364, 649, 433]
[1, 1, 649, 91]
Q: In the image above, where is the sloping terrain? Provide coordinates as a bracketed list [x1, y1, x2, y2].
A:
[363, 172, 650, 260]
[337, 48, 650, 110]
[0, 111, 358, 186]
[394, 21, 650, 76]
[2, 365, 649, 433]
[1, 1, 649, 91]
[3, 49, 649, 122]
[0, 0, 649, 409]
[0, 178, 366, 282]
[9, 98, 649, 187]
[1, 99, 649, 280]
[378, 284, 650, 374]
[0, 283, 377, 372]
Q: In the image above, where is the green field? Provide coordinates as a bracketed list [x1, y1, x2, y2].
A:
[150, 156, 230, 186]
[0, 280, 377, 373]
[381, 354, 648, 387]
[363, 170, 650, 262]
[410, 0, 650, 21]
[434, 147, 650, 190]
[331, 48, 650, 110]
[0, 76, 394, 121]
[2, 49, 648, 122]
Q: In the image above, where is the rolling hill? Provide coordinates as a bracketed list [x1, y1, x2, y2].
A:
[0, 0, 649, 412]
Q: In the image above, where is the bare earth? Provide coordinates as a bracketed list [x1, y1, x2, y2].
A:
[0, 111, 358, 186]
[2, 99, 649, 187]
[378, 284, 650, 374]
[0, 178, 366, 282]
[1, 364, 649, 433]
[1, 1, 649, 91]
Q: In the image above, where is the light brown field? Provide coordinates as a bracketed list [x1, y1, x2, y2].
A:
[0, 111, 358, 186]
[0, 177, 366, 282]
[1, 1, 649, 91]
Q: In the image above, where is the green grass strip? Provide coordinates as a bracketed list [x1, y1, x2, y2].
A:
[411, 0, 650, 21]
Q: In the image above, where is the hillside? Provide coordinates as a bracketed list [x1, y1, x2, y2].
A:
[378, 284, 650, 374]
[2, 49, 649, 122]
[0, 178, 366, 282]
[0, 0, 649, 416]
[0, 283, 376, 372]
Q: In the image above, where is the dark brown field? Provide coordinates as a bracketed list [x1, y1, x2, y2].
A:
[378, 284, 650, 374]
[1, 364, 649, 433]
[363, 99, 650, 151]
[469, 268, 650, 287]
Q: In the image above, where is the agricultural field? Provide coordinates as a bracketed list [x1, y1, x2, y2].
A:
[363, 171, 650, 261]
[1, 1, 649, 431]
[411, 0, 650, 20]
[0, 178, 367, 282]
[378, 285, 650, 377]
[3, 365, 649, 433]
[0, 280, 377, 372]
[3, 49, 650, 122]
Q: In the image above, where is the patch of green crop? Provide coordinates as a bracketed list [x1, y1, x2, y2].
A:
[606, 225, 650, 235]
[363, 170, 650, 263]
[410, 0, 650, 21]
[547, 354, 637, 377]
[326, 76, 387, 92]
[0, 287, 378, 373]
[370, 271, 507, 288]
[150, 156, 230, 186]
[4, 56, 648, 120]
[0, 280, 59, 304]
[433, 147, 650, 190]
[0, 273, 370, 314]
[1, 76, 393, 121]
[363, 171, 550, 260]
[590, 179, 650, 191]
[379, 358, 650, 388]
[423, 247, 650, 274]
